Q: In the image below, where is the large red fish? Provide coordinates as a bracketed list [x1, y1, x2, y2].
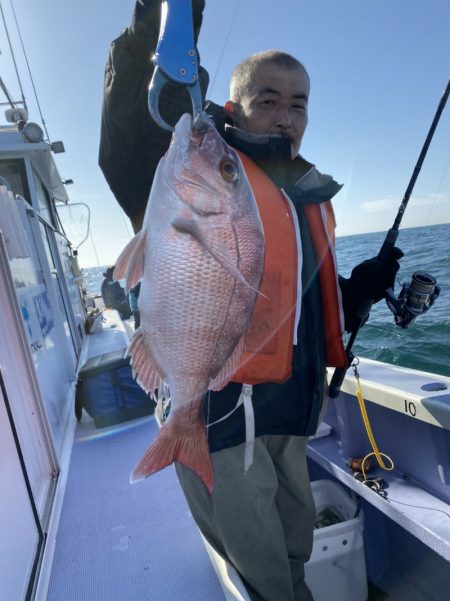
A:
[114, 112, 264, 494]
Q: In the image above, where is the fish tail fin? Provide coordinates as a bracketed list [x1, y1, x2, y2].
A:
[130, 421, 214, 494]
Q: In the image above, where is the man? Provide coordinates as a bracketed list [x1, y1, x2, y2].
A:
[99, 2, 401, 600]
[101, 266, 132, 319]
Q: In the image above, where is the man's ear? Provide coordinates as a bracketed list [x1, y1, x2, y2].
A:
[224, 100, 238, 121]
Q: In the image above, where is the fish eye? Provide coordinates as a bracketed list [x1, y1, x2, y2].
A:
[219, 158, 239, 183]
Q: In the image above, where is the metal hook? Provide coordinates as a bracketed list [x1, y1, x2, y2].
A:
[148, 66, 203, 132]
[351, 356, 360, 379]
[147, 0, 204, 131]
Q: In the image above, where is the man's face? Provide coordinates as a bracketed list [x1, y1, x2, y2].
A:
[227, 62, 309, 159]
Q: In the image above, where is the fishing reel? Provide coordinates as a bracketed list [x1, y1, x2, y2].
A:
[385, 271, 440, 329]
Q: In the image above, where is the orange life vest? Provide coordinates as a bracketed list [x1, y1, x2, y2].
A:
[231, 152, 347, 386]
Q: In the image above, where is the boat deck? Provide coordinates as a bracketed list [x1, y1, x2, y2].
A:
[46, 412, 227, 601]
[46, 311, 230, 600]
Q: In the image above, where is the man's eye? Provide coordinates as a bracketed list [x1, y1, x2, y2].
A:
[293, 104, 306, 111]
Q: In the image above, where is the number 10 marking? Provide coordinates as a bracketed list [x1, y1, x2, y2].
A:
[404, 400, 417, 417]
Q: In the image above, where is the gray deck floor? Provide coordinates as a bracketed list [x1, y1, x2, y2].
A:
[47, 413, 226, 601]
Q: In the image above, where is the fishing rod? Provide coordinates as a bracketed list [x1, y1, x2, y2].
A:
[329, 78, 450, 399]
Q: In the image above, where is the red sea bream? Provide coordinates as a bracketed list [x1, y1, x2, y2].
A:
[113, 112, 264, 494]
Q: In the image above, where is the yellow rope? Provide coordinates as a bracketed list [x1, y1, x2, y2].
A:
[354, 369, 395, 480]
[361, 451, 394, 481]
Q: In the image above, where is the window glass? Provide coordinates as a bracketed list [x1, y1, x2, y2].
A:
[0, 158, 30, 202]
[33, 173, 56, 227]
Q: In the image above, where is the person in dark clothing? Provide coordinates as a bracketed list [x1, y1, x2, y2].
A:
[99, 3, 402, 600]
[128, 281, 141, 329]
[101, 266, 132, 319]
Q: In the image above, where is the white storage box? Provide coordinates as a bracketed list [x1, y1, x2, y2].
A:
[305, 480, 367, 601]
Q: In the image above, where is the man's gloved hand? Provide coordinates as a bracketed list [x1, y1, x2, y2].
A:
[339, 247, 404, 333]
[132, 0, 205, 43]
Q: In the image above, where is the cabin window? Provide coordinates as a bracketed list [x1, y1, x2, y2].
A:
[33, 172, 56, 228]
[0, 158, 30, 201]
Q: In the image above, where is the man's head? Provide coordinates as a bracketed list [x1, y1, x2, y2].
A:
[224, 50, 309, 159]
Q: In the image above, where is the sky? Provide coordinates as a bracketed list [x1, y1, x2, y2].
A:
[1, 0, 449, 268]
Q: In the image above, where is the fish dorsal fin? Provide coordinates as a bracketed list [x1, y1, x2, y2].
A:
[127, 329, 166, 399]
[208, 335, 246, 391]
[172, 217, 258, 293]
[113, 229, 147, 292]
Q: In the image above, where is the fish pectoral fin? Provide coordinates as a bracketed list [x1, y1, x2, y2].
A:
[128, 329, 166, 399]
[209, 335, 246, 391]
[130, 420, 214, 495]
[172, 217, 257, 292]
[113, 229, 147, 292]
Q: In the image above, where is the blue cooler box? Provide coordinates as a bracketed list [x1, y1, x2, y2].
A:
[78, 348, 154, 428]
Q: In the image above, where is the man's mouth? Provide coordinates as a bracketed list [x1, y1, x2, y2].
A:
[278, 133, 293, 144]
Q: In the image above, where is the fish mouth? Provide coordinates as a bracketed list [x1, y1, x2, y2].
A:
[171, 112, 214, 152]
[190, 112, 215, 146]
[173, 113, 193, 143]
[192, 112, 212, 133]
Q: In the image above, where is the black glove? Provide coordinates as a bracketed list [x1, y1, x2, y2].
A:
[339, 247, 404, 333]
[132, 0, 205, 42]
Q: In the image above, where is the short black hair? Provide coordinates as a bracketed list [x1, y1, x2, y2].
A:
[230, 50, 309, 102]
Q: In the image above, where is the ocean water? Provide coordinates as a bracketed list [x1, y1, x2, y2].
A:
[335, 222, 449, 378]
[81, 222, 450, 378]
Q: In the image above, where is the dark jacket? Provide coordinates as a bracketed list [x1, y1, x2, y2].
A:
[98, 1, 344, 451]
[101, 274, 132, 319]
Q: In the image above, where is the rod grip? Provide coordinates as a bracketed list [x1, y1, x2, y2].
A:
[377, 227, 399, 262]
[328, 366, 349, 398]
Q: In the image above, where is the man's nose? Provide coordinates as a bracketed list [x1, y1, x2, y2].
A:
[275, 106, 292, 129]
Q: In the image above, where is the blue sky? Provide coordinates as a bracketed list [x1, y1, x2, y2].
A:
[1, 0, 449, 268]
